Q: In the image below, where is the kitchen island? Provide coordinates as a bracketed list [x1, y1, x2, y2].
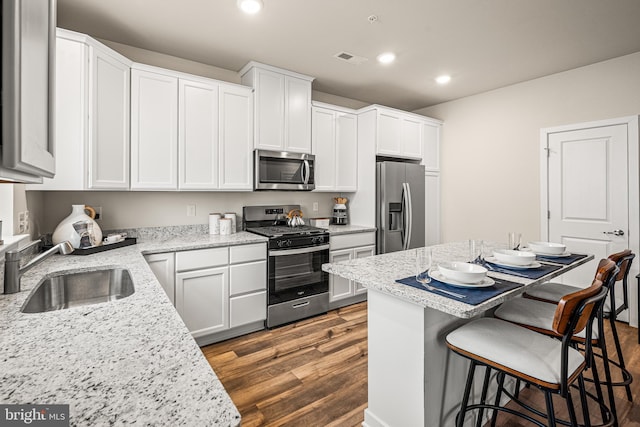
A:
[322, 241, 593, 427]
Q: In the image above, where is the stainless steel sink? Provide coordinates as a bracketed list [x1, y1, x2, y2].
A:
[21, 268, 135, 313]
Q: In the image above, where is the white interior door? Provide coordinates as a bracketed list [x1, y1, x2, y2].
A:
[546, 123, 629, 315]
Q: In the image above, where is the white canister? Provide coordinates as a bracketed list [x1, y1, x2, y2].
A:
[209, 213, 222, 235]
[224, 212, 236, 234]
[219, 218, 232, 236]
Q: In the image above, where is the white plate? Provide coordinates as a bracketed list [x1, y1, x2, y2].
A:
[531, 251, 572, 258]
[485, 257, 541, 270]
[103, 237, 125, 245]
[429, 270, 495, 288]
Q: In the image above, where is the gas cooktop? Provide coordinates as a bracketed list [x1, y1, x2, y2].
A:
[246, 225, 327, 238]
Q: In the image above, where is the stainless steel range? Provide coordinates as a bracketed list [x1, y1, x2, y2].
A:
[243, 205, 329, 328]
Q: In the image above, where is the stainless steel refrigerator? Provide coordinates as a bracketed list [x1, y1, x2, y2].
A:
[376, 161, 425, 254]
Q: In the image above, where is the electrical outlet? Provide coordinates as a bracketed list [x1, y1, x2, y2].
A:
[313, 202, 319, 212]
[187, 204, 196, 217]
[94, 206, 102, 220]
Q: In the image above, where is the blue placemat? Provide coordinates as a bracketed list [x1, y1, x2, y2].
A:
[535, 253, 589, 265]
[395, 275, 523, 305]
[483, 261, 563, 279]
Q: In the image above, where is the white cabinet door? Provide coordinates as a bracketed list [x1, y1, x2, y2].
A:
[229, 260, 267, 295]
[219, 84, 253, 190]
[253, 68, 285, 151]
[37, 35, 87, 190]
[377, 111, 402, 156]
[422, 123, 440, 172]
[401, 117, 423, 160]
[178, 79, 219, 190]
[131, 69, 178, 190]
[335, 112, 358, 191]
[176, 266, 229, 338]
[425, 172, 441, 246]
[353, 245, 375, 295]
[284, 76, 312, 153]
[89, 46, 130, 189]
[311, 107, 336, 191]
[145, 253, 176, 305]
[329, 249, 354, 302]
[230, 291, 267, 328]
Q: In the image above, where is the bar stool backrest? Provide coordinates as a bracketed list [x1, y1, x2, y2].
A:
[552, 258, 617, 336]
[608, 249, 634, 282]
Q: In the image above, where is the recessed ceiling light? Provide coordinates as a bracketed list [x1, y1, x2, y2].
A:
[377, 52, 396, 64]
[435, 75, 451, 85]
[237, 0, 263, 14]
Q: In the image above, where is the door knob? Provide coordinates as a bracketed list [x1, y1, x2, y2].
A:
[603, 229, 625, 236]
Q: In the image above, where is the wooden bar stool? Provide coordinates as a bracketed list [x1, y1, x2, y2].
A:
[494, 259, 620, 426]
[523, 250, 635, 401]
[446, 267, 612, 427]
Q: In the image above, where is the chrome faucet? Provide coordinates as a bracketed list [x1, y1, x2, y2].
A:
[3, 240, 74, 294]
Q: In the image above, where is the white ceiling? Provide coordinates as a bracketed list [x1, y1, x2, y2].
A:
[57, 0, 640, 111]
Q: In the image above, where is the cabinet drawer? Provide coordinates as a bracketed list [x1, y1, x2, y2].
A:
[230, 243, 266, 264]
[230, 260, 267, 295]
[230, 291, 267, 328]
[175, 247, 228, 272]
[330, 232, 376, 251]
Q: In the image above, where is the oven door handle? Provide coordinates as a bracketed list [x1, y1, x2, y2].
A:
[269, 244, 330, 256]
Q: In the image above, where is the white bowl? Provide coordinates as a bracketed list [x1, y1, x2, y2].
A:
[492, 249, 536, 266]
[438, 262, 487, 284]
[528, 241, 566, 255]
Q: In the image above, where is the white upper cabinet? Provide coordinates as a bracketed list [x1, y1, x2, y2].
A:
[178, 79, 219, 190]
[131, 67, 179, 190]
[132, 64, 254, 191]
[359, 105, 440, 161]
[240, 62, 314, 153]
[312, 102, 357, 192]
[30, 29, 131, 191]
[422, 122, 441, 172]
[218, 84, 253, 190]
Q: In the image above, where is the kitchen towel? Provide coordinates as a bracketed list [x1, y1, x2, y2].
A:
[535, 253, 589, 265]
[395, 275, 523, 305]
[483, 261, 563, 279]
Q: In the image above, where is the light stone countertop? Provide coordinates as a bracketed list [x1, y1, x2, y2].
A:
[0, 230, 268, 426]
[322, 241, 594, 319]
[326, 224, 376, 235]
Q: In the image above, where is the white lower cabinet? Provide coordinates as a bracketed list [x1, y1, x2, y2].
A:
[176, 266, 229, 338]
[329, 232, 376, 308]
[145, 243, 267, 345]
[144, 252, 175, 304]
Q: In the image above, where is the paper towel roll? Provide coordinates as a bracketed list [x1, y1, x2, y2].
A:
[209, 213, 222, 235]
[224, 212, 236, 234]
[219, 218, 232, 235]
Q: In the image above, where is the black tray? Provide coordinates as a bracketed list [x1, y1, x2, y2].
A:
[69, 237, 137, 256]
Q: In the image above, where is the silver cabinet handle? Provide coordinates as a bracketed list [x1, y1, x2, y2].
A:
[603, 229, 625, 236]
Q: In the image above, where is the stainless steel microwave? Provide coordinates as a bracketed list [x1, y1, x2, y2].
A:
[254, 150, 315, 191]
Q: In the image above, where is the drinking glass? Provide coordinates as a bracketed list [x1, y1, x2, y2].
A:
[508, 232, 522, 250]
[416, 247, 432, 284]
[469, 239, 483, 263]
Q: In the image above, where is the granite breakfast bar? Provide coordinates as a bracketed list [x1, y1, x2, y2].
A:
[322, 241, 594, 427]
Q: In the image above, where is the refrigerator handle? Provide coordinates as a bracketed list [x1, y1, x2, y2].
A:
[404, 182, 413, 250]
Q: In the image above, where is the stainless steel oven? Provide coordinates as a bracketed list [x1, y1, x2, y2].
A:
[254, 150, 315, 191]
[243, 205, 329, 328]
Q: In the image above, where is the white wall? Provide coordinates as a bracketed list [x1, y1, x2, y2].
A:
[0, 185, 13, 237]
[415, 52, 640, 246]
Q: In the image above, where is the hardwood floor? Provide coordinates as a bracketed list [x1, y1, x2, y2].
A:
[202, 302, 640, 426]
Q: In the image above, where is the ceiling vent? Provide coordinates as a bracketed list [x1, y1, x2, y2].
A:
[333, 51, 368, 65]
